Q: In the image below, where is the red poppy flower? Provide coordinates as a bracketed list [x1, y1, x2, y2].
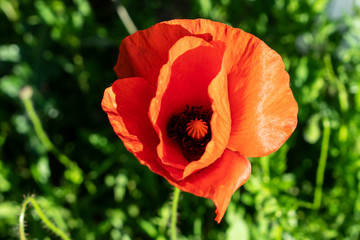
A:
[102, 19, 298, 223]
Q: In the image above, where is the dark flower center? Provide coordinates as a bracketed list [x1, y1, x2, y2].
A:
[167, 105, 212, 161]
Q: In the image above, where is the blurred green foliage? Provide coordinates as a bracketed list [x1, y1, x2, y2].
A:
[1, 0, 360, 239]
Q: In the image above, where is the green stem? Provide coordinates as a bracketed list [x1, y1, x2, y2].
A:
[324, 55, 349, 113]
[296, 199, 315, 209]
[19, 86, 83, 184]
[171, 187, 181, 240]
[112, 0, 137, 35]
[260, 155, 270, 183]
[22, 95, 55, 152]
[19, 196, 71, 240]
[313, 118, 331, 209]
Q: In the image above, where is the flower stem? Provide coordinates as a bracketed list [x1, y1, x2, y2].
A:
[19, 86, 83, 185]
[19, 196, 71, 240]
[112, 0, 137, 35]
[313, 118, 331, 209]
[171, 187, 181, 240]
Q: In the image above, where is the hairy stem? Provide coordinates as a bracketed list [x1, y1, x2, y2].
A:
[19, 196, 71, 240]
[19, 86, 83, 184]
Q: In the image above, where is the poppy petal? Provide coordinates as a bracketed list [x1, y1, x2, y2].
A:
[166, 19, 298, 157]
[114, 23, 212, 85]
[171, 149, 251, 223]
[149, 36, 230, 180]
[165, 19, 253, 73]
[226, 43, 298, 157]
[101, 77, 165, 174]
[182, 50, 231, 179]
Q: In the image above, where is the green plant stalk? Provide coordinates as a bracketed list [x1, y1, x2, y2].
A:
[297, 200, 314, 209]
[313, 118, 331, 209]
[260, 155, 270, 183]
[20, 92, 83, 184]
[171, 187, 181, 240]
[324, 54, 349, 113]
[356, 171, 360, 213]
[22, 97, 54, 151]
[112, 0, 137, 35]
[19, 196, 71, 240]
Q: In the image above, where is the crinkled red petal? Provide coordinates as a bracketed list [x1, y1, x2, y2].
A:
[226, 42, 298, 156]
[149, 36, 231, 180]
[114, 23, 212, 85]
[101, 78, 166, 176]
[166, 19, 298, 157]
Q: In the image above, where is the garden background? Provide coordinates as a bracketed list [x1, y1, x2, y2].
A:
[1, 0, 360, 239]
